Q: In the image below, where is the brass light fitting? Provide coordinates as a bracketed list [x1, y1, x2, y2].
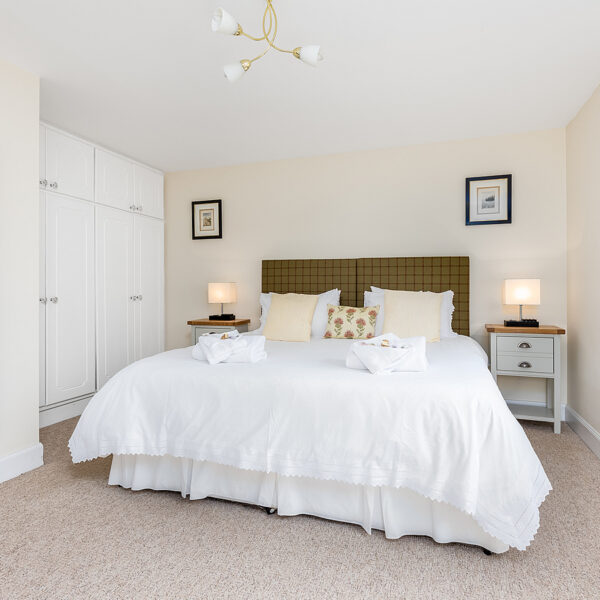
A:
[211, 0, 324, 82]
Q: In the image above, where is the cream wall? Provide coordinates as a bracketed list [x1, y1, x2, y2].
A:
[566, 83, 600, 433]
[0, 60, 40, 465]
[165, 129, 567, 403]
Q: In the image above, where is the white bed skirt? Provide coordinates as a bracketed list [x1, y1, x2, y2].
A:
[109, 454, 509, 554]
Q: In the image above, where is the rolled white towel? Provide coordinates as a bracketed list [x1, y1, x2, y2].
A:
[224, 335, 267, 363]
[192, 330, 267, 364]
[192, 330, 246, 365]
[346, 334, 427, 374]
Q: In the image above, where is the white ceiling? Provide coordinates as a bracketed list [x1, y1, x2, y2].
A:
[1, 0, 600, 172]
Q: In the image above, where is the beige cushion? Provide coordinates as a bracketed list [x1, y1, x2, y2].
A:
[324, 304, 380, 339]
[382, 290, 442, 342]
[263, 293, 319, 342]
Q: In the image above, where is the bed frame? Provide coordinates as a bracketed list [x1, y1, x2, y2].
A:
[262, 256, 470, 336]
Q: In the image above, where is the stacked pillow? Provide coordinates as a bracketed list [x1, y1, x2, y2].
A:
[364, 287, 457, 340]
[257, 289, 340, 340]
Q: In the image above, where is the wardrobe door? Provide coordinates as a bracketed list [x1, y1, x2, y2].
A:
[134, 215, 164, 360]
[96, 205, 135, 388]
[45, 129, 94, 201]
[95, 149, 135, 212]
[39, 192, 46, 406]
[45, 194, 95, 404]
[134, 165, 164, 219]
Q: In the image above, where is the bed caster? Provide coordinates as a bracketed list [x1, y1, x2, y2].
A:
[481, 547, 493, 556]
[263, 507, 276, 515]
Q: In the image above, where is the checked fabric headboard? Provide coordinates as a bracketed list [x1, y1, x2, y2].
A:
[261, 256, 470, 336]
[261, 259, 358, 307]
[357, 257, 470, 336]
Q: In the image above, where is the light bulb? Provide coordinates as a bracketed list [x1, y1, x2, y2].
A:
[211, 8, 240, 35]
[223, 60, 250, 83]
[293, 45, 324, 67]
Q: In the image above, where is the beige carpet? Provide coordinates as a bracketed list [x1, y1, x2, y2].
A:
[1, 419, 599, 600]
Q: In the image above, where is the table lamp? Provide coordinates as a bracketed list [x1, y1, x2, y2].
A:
[208, 282, 237, 320]
[503, 279, 540, 327]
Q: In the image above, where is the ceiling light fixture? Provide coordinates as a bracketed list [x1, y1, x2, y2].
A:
[211, 0, 324, 82]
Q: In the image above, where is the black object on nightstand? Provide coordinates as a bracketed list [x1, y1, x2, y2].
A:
[503, 319, 539, 327]
[209, 313, 236, 321]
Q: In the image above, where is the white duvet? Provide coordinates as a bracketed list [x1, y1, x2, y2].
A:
[69, 335, 551, 550]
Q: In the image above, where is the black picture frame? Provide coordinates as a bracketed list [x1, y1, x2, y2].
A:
[192, 199, 222, 239]
[465, 174, 512, 226]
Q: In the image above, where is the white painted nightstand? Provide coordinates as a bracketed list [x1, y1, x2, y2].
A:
[187, 318, 250, 344]
[486, 324, 566, 434]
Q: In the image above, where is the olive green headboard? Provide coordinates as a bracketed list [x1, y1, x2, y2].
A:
[261, 256, 470, 336]
[357, 256, 470, 336]
[261, 259, 358, 307]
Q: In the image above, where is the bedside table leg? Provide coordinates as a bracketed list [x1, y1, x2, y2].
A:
[553, 376, 561, 434]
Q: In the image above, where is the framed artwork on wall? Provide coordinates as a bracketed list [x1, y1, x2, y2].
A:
[192, 199, 222, 239]
[465, 174, 512, 225]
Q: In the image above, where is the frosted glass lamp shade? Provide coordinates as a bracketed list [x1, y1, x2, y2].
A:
[211, 8, 239, 34]
[298, 45, 323, 67]
[224, 61, 248, 82]
[208, 282, 237, 305]
[503, 279, 541, 306]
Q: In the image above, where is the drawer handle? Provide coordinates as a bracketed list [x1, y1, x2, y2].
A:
[518, 342, 531, 349]
[518, 361, 532, 369]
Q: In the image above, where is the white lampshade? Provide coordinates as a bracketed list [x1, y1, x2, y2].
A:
[211, 8, 239, 35]
[298, 45, 324, 67]
[223, 61, 247, 83]
[208, 282, 237, 305]
[503, 279, 541, 306]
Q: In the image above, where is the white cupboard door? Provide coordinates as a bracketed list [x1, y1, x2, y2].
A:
[95, 149, 135, 212]
[45, 128, 94, 201]
[134, 165, 164, 219]
[39, 192, 46, 406]
[96, 205, 135, 388]
[134, 215, 164, 360]
[39, 125, 46, 187]
[45, 194, 95, 404]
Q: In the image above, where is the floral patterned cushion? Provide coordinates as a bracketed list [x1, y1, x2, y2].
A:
[324, 304, 380, 339]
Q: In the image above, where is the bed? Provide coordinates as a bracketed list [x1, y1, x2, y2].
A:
[69, 257, 551, 553]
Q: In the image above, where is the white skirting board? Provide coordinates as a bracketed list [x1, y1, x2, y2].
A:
[39, 395, 91, 429]
[566, 406, 600, 460]
[0, 443, 44, 484]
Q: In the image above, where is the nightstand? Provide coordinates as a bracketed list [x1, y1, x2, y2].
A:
[486, 324, 566, 434]
[188, 319, 250, 344]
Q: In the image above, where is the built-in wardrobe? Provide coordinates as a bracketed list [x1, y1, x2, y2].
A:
[38, 124, 164, 426]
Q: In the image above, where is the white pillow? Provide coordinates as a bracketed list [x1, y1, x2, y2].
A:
[258, 289, 341, 338]
[367, 287, 457, 338]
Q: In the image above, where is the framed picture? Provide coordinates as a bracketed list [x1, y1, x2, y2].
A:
[192, 200, 222, 239]
[465, 174, 512, 225]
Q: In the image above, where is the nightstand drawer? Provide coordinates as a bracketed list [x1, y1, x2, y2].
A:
[496, 336, 553, 355]
[192, 324, 248, 343]
[496, 354, 554, 374]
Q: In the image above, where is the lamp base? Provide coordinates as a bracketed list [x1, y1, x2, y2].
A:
[209, 314, 236, 321]
[503, 319, 539, 328]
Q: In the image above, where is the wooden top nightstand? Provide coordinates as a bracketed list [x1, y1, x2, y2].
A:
[486, 324, 565, 433]
[188, 319, 250, 344]
[485, 324, 565, 335]
[188, 319, 250, 327]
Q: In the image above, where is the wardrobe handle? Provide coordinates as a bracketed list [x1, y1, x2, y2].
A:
[138, 205, 143, 212]
[138, 294, 143, 301]
[39, 297, 47, 304]
[130, 205, 136, 211]
[518, 342, 531, 349]
[39, 179, 48, 187]
[518, 361, 532, 369]
[49, 182, 58, 190]
[49, 297, 58, 303]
